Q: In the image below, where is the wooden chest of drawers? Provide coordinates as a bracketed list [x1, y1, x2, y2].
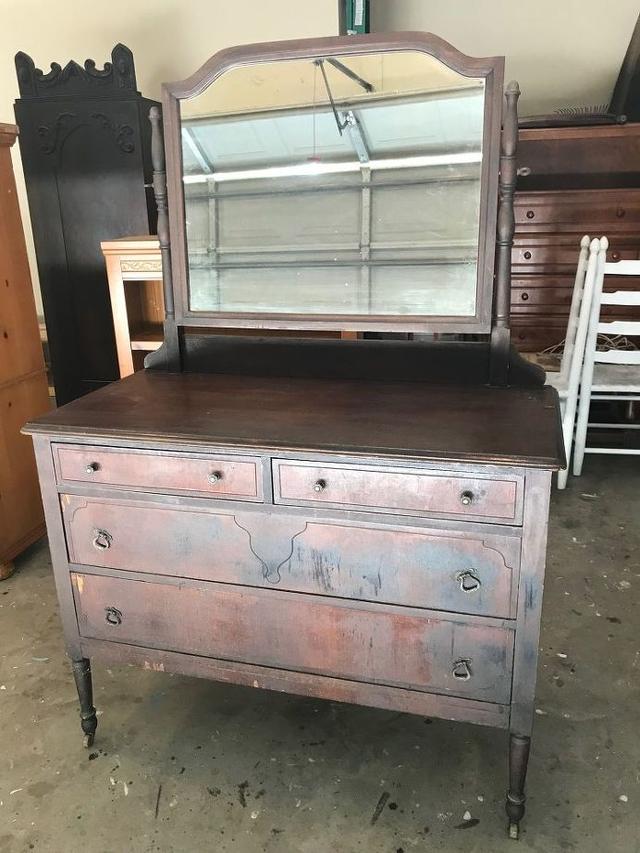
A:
[25, 370, 562, 838]
[512, 188, 640, 351]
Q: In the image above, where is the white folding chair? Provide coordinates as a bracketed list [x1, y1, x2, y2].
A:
[545, 236, 601, 488]
[573, 246, 640, 475]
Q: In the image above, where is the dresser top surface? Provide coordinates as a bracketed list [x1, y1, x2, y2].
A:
[26, 370, 563, 469]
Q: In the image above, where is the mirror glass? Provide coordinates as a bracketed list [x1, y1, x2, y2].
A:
[180, 51, 485, 317]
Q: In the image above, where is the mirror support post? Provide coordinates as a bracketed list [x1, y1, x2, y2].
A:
[490, 80, 520, 386]
[145, 105, 180, 371]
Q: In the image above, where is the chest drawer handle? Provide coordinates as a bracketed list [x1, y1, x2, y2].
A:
[105, 606, 122, 626]
[85, 462, 100, 474]
[457, 570, 481, 593]
[452, 659, 473, 681]
[92, 529, 112, 551]
[313, 479, 327, 493]
[208, 471, 223, 484]
[459, 490, 475, 506]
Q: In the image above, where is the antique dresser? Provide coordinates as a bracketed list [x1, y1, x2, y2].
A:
[25, 32, 563, 839]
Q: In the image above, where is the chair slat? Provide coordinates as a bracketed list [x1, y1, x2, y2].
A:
[593, 349, 640, 364]
[597, 320, 640, 334]
[600, 291, 640, 306]
[603, 260, 640, 275]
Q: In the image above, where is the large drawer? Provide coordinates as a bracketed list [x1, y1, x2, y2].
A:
[72, 573, 515, 703]
[54, 444, 262, 501]
[61, 496, 520, 618]
[273, 459, 523, 524]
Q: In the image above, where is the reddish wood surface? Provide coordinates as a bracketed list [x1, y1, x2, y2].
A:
[81, 637, 510, 729]
[24, 370, 564, 470]
[62, 495, 520, 618]
[274, 459, 521, 522]
[72, 572, 514, 703]
[55, 444, 261, 500]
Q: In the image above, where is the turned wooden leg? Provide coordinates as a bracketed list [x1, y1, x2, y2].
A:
[0, 561, 15, 581]
[506, 733, 530, 839]
[71, 658, 97, 748]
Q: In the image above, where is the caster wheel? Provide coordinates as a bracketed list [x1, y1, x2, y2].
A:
[508, 822, 520, 840]
[83, 733, 94, 749]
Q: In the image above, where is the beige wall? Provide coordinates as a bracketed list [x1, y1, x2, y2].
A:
[372, 1, 639, 117]
[0, 0, 340, 310]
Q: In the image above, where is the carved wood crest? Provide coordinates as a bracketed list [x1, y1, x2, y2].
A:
[15, 43, 137, 99]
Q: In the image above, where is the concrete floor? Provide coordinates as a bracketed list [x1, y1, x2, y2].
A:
[0, 457, 638, 853]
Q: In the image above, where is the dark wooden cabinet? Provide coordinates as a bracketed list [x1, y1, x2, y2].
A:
[513, 124, 640, 352]
[14, 44, 158, 404]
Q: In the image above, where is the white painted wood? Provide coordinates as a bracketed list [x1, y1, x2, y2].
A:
[545, 237, 599, 489]
[573, 239, 640, 473]
[597, 321, 640, 335]
[602, 260, 640, 276]
[600, 290, 640, 305]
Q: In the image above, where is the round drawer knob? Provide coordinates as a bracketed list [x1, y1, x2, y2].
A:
[105, 606, 122, 626]
[85, 462, 100, 474]
[460, 490, 475, 506]
[616, 207, 626, 218]
[208, 471, 223, 484]
[611, 251, 621, 261]
[452, 658, 473, 681]
[313, 479, 327, 493]
[457, 570, 482, 593]
[523, 251, 532, 260]
[526, 210, 535, 219]
[521, 292, 529, 301]
[92, 529, 112, 551]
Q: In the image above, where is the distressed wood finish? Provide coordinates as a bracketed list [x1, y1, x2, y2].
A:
[61, 494, 520, 618]
[55, 444, 262, 501]
[80, 638, 510, 729]
[71, 572, 515, 703]
[273, 459, 522, 523]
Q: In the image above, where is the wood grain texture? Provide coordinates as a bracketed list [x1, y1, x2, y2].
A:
[0, 124, 49, 568]
[61, 494, 521, 618]
[72, 572, 515, 703]
[24, 370, 564, 470]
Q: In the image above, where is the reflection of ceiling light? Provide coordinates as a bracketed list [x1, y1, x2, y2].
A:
[183, 152, 481, 184]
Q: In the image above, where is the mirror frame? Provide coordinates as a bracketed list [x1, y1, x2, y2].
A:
[162, 32, 504, 333]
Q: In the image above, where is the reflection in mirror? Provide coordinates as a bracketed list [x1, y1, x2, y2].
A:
[180, 51, 485, 317]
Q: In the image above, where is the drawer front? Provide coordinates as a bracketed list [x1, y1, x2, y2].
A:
[54, 445, 262, 501]
[72, 573, 514, 703]
[273, 460, 522, 523]
[514, 191, 640, 231]
[512, 241, 640, 271]
[62, 496, 520, 617]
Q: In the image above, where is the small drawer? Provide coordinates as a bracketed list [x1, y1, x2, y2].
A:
[272, 460, 523, 523]
[72, 573, 515, 703]
[54, 444, 262, 501]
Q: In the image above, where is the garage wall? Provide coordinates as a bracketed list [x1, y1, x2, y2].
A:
[0, 0, 340, 309]
[372, 0, 639, 117]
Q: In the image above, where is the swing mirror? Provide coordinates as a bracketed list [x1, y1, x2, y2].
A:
[169, 37, 501, 332]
